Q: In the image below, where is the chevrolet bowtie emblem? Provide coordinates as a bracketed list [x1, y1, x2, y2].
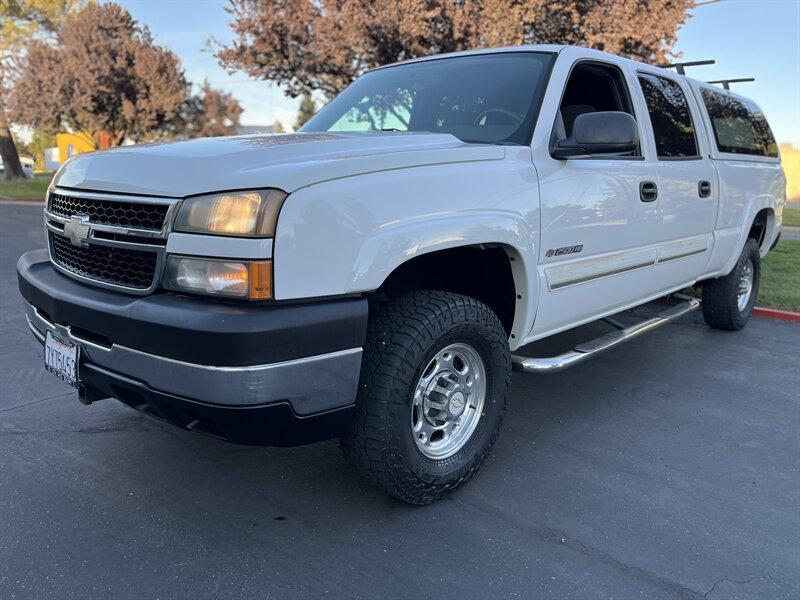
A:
[63, 214, 92, 247]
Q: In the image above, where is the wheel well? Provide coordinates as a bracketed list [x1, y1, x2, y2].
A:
[748, 209, 773, 249]
[375, 246, 517, 334]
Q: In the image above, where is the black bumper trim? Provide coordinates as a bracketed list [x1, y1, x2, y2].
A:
[81, 362, 353, 446]
[18, 249, 368, 367]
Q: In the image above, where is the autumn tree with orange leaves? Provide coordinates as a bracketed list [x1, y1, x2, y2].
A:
[1, 0, 87, 178]
[217, 0, 694, 100]
[11, 3, 245, 148]
[182, 81, 244, 138]
[10, 3, 189, 148]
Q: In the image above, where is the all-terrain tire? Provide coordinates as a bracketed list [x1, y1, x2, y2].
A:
[341, 291, 511, 505]
[701, 238, 761, 331]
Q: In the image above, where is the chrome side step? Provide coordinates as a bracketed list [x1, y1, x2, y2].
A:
[511, 298, 700, 374]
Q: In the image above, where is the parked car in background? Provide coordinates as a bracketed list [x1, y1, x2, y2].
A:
[18, 45, 785, 504]
[21, 159, 34, 178]
[1, 157, 34, 178]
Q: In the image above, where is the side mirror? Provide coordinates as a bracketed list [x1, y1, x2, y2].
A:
[552, 111, 639, 159]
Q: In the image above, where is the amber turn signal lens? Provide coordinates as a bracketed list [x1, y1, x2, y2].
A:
[248, 261, 272, 300]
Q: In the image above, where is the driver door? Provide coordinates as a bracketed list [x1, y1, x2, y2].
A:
[529, 50, 660, 339]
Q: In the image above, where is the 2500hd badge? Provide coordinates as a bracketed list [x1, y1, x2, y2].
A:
[546, 244, 584, 257]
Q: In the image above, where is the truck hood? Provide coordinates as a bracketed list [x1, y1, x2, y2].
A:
[52, 132, 505, 198]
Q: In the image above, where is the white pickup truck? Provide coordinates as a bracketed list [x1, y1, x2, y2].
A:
[18, 45, 786, 504]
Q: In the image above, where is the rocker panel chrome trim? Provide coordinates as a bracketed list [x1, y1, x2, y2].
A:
[656, 235, 710, 263]
[545, 247, 657, 290]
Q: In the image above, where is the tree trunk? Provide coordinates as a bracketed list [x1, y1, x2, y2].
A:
[0, 58, 26, 180]
[0, 125, 25, 181]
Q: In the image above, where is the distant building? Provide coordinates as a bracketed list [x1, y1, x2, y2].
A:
[56, 132, 99, 161]
[780, 143, 799, 201]
[44, 148, 60, 171]
[42, 132, 112, 170]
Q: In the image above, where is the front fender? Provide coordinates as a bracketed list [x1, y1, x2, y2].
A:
[272, 153, 541, 333]
[348, 212, 534, 293]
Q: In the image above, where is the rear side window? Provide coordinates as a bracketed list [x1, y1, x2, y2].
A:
[700, 88, 778, 157]
[637, 73, 698, 158]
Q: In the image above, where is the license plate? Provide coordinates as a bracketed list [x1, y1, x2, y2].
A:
[44, 331, 79, 388]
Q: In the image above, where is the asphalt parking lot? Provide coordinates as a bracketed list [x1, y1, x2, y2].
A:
[2, 200, 799, 599]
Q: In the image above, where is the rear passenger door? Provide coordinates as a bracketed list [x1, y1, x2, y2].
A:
[636, 71, 718, 284]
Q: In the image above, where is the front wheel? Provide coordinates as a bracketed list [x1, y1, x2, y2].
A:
[341, 291, 511, 505]
[701, 238, 761, 331]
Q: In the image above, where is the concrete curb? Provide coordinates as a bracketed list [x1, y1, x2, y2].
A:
[752, 307, 800, 323]
[0, 198, 43, 206]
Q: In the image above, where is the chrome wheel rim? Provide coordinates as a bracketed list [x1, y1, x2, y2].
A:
[411, 343, 486, 460]
[737, 259, 754, 312]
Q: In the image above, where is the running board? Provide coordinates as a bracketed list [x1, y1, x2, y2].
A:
[511, 298, 700, 374]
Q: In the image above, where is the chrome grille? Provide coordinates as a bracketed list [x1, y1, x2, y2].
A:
[44, 188, 177, 294]
[49, 231, 158, 290]
[47, 191, 169, 231]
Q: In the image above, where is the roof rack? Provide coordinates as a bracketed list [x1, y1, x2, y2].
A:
[657, 59, 716, 75]
[707, 78, 755, 90]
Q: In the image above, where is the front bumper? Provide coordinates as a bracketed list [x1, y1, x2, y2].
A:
[18, 249, 367, 445]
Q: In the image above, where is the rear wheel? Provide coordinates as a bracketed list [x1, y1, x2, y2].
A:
[701, 238, 761, 331]
[341, 291, 511, 505]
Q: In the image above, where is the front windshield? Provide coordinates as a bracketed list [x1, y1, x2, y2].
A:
[301, 52, 554, 145]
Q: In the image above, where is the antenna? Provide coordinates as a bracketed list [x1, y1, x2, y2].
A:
[657, 59, 716, 75]
[707, 78, 755, 90]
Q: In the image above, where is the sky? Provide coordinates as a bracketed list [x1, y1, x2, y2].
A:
[116, 0, 800, 144]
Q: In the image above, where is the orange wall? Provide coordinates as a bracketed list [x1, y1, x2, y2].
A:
[780, 143, 800, 201]
[56, 132, 96, 162]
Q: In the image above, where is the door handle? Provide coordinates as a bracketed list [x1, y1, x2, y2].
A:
[639, 181, 658, 202]
[698, 180, 711, 198]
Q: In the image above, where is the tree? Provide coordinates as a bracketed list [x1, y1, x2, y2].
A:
[182, 80, 243, 138]
[9, 2, 189, 149]
[1, 0, 86, 179]
[293, 95, 316, 131]
[217, 0, 694, 101]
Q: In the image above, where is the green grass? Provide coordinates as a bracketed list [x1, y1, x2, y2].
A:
[782, 208, 800, 228]
[0, 174, 51, 201]
[760, 238, 800, 311]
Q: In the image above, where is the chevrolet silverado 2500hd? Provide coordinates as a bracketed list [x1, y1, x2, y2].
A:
[18, 46, 786, 504]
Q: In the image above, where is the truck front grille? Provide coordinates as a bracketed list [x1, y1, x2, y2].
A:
[49, 231, 158, 290]
[44, 188, 176, 294]
[47, 191, 170, 231]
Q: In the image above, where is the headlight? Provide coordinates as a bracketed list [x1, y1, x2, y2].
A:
[164, 256, 272, 300]
[174, 189, 287, 237]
